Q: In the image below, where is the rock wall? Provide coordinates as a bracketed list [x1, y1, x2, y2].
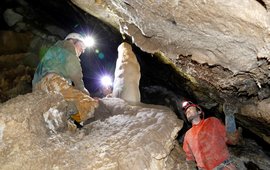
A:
[0, 92, 183, 169]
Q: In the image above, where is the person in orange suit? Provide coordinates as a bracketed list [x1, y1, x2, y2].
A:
[182, 101, 239, 170]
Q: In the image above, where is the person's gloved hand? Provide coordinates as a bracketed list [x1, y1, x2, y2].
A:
[223, 102, 238, 116]
[223, 102, 238, 133]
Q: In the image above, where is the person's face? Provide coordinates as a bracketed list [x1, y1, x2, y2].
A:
[74, 41, 86, 57]
[185, 106, 200, 122]
[102, 86, 112, 96]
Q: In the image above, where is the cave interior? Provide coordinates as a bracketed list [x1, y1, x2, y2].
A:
[1, 0, 270, 169]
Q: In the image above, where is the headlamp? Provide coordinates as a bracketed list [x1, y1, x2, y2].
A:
[100, 75, 112, 87]
[83, 36, 95, 47]
[182, 101, 196, 111]
[182, 101, 190, 109]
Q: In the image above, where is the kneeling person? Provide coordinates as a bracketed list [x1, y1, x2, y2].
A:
[32, 33, 98, 127]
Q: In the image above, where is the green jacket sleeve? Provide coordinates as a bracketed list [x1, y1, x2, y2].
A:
[65, 54, 89, 95]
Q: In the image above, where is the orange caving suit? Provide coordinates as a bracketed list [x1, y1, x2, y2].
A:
[32, 40, 98, 122]
[183, 117, 237, 170]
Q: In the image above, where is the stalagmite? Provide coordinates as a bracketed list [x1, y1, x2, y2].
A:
[113, 42, 141, 104]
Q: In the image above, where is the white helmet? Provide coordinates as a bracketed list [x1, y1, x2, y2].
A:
[65, 33, 85, 43]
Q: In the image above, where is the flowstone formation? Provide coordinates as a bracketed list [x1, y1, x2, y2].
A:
[0, 91, 182, 169]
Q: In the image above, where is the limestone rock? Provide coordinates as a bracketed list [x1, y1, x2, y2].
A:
[0, 92, 183, 169]
[3, 9, 23, 27]
[0, 31, 33, 55]
[73, 0, 269, 73]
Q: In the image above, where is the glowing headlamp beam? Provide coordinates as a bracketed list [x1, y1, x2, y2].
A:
[84, 36, 95, 47]
[101, 75, 112, 87]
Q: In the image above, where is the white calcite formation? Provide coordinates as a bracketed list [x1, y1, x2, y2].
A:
[113, 42, 141, 104]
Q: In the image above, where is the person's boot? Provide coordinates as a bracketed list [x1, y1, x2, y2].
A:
[70, 113, 83, 129]
[73, 120, 83, 129]
[67, 119, 77, 133]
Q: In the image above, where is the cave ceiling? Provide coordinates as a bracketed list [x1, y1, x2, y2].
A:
[70, 0, 270, 97]
[1, 0, 270, 143]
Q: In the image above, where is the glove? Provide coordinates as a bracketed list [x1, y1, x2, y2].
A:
[223, 102, 238, 116]
[223, 102, 237, 133]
